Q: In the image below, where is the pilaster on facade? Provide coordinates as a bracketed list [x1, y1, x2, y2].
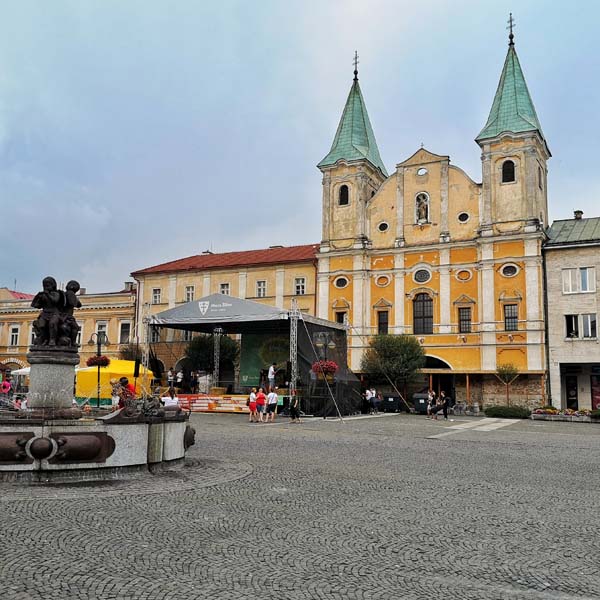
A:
[393, 253, 405, 333]
[321, 173, 331, 244]
[275, 268, 285, 308]
[202, 274, 211, 297]
[395, 166, 405, 246]
[439, 160, 450, 242]
[438, 248, 451, 334]
[238, 271, 247, 300]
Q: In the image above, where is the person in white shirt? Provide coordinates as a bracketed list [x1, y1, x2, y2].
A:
[266, 387, 278, 422]
[176, 370, 184, 389]
[161, 388, 179, 407]
[268, 363, 277, 391]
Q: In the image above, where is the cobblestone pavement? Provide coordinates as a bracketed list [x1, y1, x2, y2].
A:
[1, 413, 600, 599]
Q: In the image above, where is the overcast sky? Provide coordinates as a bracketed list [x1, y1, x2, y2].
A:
[1, 1, 599, 294]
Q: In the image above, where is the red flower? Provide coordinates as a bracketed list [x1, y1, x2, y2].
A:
[86, 355, 111, 368]
[311, 360, 338, 375]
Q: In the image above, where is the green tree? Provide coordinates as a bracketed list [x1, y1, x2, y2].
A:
[184, 333, 239, 374]
[495, 363, 519, 406]
[360, 334, 426, 401]
[119, 343, 142, 362]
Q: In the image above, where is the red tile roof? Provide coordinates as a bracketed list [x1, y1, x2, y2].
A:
[9, 290, 34, 300]
[131, 244, 319, 276]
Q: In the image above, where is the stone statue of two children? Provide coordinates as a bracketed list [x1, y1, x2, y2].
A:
[31, 277, 82, 349]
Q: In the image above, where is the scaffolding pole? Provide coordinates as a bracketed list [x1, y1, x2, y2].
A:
[213, 327, 223, 387]
[289, 299, 300, 397]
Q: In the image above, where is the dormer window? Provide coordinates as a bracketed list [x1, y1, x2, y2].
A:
[339, 185, 349, 206]
[501, 160, 515, 183]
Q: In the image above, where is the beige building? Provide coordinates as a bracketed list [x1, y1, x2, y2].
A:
[545, 213, 600, 409]
[0, 284, 136, 379]
[131, 245, 318, 372]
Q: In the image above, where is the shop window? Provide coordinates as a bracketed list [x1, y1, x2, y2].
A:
[502, 160, 515, 183]
[413, 294, 433, 335]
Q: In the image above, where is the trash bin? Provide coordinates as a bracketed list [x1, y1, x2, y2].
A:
[382, 395, 400, 413]
[412, 394, 429, 414]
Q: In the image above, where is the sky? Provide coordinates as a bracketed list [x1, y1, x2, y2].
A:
[1, 0, 599, 294]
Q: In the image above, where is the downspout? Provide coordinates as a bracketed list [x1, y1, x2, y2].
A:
[542, 247, 552, 406]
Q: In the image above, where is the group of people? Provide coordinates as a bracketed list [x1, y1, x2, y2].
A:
[426, 389, 452, 420]
[364, 387, 383, 414]
[247, 385, 280, 423]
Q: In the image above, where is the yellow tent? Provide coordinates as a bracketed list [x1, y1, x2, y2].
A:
[75, 359, 153, 403]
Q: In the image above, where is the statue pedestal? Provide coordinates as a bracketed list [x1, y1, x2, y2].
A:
[26, 348, 80, 412]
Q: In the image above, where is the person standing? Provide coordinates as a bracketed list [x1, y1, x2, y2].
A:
[440, 390, 451, 420]
[426, 389, 436, 419]
[268, 363, 277, 391]
[176, 369, 184, 390]
[289, 394, 301, 424]
[167, 367, 174, 389]
[266, 386, 278, 423]
[248, 388, 258, 423]
[255, 387, 267, 423]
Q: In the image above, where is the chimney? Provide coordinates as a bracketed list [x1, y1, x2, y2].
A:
[78, 287, 86, 295]
[574, 210, 584, 220]
[202, 250, 214, 255]
[124, 281, 134, 291]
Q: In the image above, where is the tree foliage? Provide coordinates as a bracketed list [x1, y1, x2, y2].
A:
[119, 343, 142, 362]
[496, 363, 519, 384]
[184, 334, 239, 372]
[360, 334, 426, 389]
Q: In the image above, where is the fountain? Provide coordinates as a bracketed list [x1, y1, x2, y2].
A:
[0, 277, 195, 481]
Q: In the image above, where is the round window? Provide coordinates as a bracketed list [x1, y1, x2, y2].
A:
[414, 269, 431, 284]
[334, 276, 349, 288]
[501, 264, 518, 277]
[375, 275, 390, 287]
[458, 212, 470, 223]
[417, 168, 428, 176]
[377, 222, 389, 233]
[456, 269, 472, 282]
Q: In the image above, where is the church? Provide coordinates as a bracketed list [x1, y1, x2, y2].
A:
[133, 28, 550, 407]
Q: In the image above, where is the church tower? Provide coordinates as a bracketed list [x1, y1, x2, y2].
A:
[476, 18, 551, 234]
[318, 59, 388, 251]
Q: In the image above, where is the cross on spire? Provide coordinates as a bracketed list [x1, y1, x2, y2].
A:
[507, 13, 515, 46]
[353, 51, 359, 81]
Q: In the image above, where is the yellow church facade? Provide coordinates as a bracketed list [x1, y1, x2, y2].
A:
[130, 31, 549, 405]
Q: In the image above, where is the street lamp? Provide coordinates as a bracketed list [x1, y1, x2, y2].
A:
[88, 331, 109, 408]
[213, 327, 224, 389]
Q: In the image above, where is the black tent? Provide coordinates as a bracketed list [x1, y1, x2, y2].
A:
[148, 294, 360, 416]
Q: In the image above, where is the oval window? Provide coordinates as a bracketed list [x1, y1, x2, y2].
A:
[417, 168, 428, 176]
[414, 269, 431, 284]
[378, 222, 389, 233]
[501, 264, 518, 277]
[458, 212, 470, 223]
[376, 275, 390, 287]
[456, 269, 472, 282]
[334, 276, 349, 288]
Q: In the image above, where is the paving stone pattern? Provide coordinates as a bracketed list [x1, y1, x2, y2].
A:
[1, 414, 600, 599]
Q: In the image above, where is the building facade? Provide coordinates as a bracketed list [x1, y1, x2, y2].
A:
[545, 213, 600, 410]
[0, 285, 136, 378]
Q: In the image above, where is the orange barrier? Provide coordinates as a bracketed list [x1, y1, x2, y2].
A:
[177, 394, 250, 414]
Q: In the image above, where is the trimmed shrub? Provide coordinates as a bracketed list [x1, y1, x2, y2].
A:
[590, 410, 600, 419]
[484, 405, 531, 419]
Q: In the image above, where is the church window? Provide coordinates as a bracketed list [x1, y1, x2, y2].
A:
[375, 275, 390, 287]
[415, 192, 429, 222]
[377, 221, 389, 232]
[377, 311, 389, 335]
[335, 311, 347, 325]
[339, 185, 349, 206]
[501, 264, 518, 278]
[417, 168, 428, 176]
[458, 307, 472, 334]
[413, 293, 433, 335]
[414, 269, 431, 284]
[501, 160, 515, 183]
[538, 166, 543, 190]
[334, 276, 349, 289]
[504, 304, 518, 331]
[458, 212, 470, 223]
[456, 269, 472, 282]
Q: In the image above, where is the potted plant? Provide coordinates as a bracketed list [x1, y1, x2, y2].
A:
[311, 360, 338, 382]
[86, 355, 111, 368]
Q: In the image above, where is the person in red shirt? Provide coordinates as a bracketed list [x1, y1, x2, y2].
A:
[255, 387, 266, 423]
[118, 377, 136, 409]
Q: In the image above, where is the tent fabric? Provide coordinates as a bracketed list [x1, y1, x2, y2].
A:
[148, 293, 345, 335]
[76, 359, 152, 401]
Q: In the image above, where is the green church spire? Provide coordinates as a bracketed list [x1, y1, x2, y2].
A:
[318, 57, 388, 177]
[476, 17, 547, 150]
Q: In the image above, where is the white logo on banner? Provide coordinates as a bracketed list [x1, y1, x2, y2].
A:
[198, 301, 210, 316]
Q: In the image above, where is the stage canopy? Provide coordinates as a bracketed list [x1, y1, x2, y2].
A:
[147, 293, 345, 335]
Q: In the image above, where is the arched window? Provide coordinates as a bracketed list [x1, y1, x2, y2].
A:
[413, 293, 433, 335]
[339, 185, 349, 206]
[502, 160, 515, 183]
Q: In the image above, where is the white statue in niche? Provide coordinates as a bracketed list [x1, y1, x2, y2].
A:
[416, 193, 429, 223]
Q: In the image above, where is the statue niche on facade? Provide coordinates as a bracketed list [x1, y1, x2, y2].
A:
[31, 277, 81, 349]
